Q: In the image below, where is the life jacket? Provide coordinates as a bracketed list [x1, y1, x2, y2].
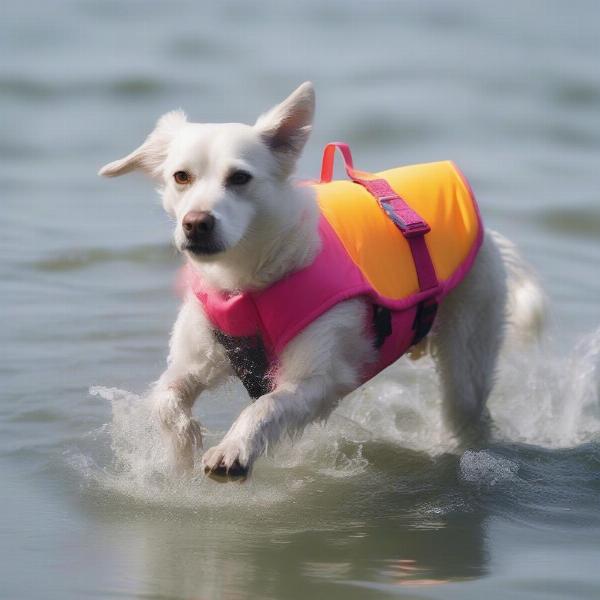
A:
[184, 143, 483, 399]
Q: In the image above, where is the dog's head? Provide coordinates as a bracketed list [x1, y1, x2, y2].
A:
[99, 82, 315, 261]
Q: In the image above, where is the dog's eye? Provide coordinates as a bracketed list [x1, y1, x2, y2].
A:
[226, 170, 253, 186]
[173, 171, 191, 185]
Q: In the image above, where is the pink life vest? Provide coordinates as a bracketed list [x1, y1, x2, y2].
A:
[184, 143, 483, 398]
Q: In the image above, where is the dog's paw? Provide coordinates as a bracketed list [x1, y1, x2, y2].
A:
[202, 439, 251, 482]
[154, 391, 203, 451]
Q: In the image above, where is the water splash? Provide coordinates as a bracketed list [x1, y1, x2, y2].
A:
[70, 329, 600, 504]
[491, 327, 600, 448]
[338, 327, 600, 453]
[71, 386, 372, 507]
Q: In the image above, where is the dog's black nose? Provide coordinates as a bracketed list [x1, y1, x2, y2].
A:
[182, 211, 215, 240]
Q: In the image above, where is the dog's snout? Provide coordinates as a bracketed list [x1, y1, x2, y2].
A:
[180, 210, 223, 256]
[182, 211, 216, 239]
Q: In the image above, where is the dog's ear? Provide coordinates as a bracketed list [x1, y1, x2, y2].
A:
[255, 81, 315, 175]
[98, 110, 187, 178]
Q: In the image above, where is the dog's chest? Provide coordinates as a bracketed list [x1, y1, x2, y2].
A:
[212, 330, 272, 399]
[211, 304, 394, 400]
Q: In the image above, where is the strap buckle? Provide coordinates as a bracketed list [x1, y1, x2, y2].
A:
[378, 195, 431, 238]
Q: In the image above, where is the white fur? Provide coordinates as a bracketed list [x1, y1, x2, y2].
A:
[100, 82, 546, 477]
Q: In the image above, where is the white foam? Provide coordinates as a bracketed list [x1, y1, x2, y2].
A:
[75, 386, 292, 508]
[337, 357, 456, 455]
[490, 326, 600, 448]
[459, 449, 519, 486]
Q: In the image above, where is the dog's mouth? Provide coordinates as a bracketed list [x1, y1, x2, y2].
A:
[181, 241, 226, 257]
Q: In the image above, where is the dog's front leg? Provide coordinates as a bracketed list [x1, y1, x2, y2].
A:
[202, 299, 374, 479]
[152, 297, 230, 472]
[201, 379, 333, 479]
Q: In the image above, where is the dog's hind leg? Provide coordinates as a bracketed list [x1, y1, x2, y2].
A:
[431, 232, 508, 445]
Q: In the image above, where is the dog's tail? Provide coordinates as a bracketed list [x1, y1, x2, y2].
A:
[489, 230, 547, 345]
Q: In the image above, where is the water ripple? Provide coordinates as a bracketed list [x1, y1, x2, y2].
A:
[536, 206, 600, 239]
[31, 244, 177, 272]
[0, 75, 167, 100]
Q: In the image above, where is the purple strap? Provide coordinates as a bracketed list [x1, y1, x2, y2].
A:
[319, 142, 439, 293]
[357, 178, 438, 291]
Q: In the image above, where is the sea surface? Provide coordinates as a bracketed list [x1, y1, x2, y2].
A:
[1, 1, 600, 599]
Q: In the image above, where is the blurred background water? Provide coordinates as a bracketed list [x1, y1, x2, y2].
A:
[1, 1, 600, 599]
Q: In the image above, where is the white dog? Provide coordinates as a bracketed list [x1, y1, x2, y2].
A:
[100, 82, 545, 480]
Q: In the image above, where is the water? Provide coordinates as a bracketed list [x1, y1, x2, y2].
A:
[2, 1, 600, 598]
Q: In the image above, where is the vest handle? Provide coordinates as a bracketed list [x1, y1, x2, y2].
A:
[319, 142, 374, 183]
